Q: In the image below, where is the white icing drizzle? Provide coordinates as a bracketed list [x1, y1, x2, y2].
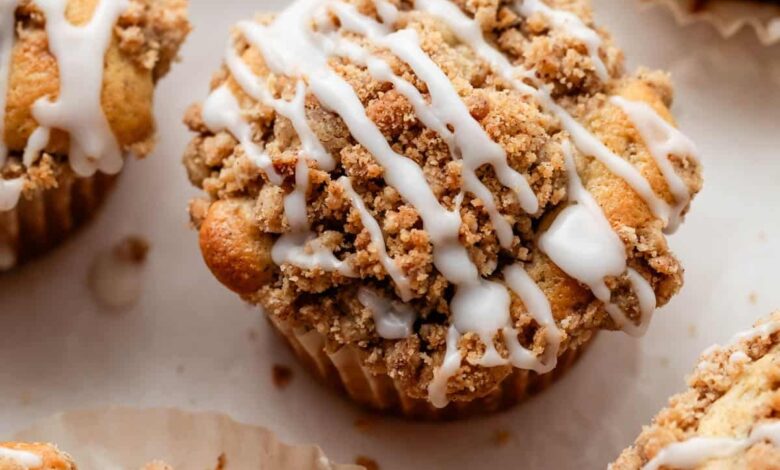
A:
[30, 0, 128, 177]
[611, 96, 697, 232]
[540, 143, 656, 336]
[415, 0, 682, 232]
[204, 0, 686, 408]
[358, 287, 416, 339]
[340, 176, 412, 300]
[728, 320, 780, 347]
[0, 0, 130, 210]
[516, 0, 609, 82]
[642, 422, 780, 470]
[202, 85, 283, 185]
[0, 0, 22, 209]
[0, 447, 43, 469]
[428, 325, 463, 408]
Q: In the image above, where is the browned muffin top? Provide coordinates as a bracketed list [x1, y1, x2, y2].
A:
[612, 312, 780, 470]
[0, 0, 190, 205]
[184, 0, 702, 406]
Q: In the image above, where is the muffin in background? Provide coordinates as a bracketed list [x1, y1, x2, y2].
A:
[184, 0, 702, 418]
[612, 312, 780, 469]
[0, 0, 190, 270]
[647, 0, 780, 45]
[0, 442, 76, 470]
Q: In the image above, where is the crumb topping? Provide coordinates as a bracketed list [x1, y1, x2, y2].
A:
[184, 0, 702, 404]
[612, 312, 780, 470]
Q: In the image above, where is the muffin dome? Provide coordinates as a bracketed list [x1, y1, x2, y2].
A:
[184, 0, 702, 414]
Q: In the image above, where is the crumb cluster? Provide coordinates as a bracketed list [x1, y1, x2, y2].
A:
[185, 0, 702, 403]
[612, 312, 780, 469]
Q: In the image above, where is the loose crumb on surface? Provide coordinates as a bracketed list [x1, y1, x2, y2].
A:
[749, 291, 759, 305]
[138, 462, 173, 470]
[214, 453, 227, 470]
[492, 429, 512, 447]
[355, 456, 379, 470]
[272, 365, 294, 389]
[687, 324, 697, 338]
[353, 416, 375, 433]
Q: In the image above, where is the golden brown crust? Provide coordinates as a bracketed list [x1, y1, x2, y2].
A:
[612, 312, 780, 470]
[0, 443, 76, 470]
[2, 0, 191, 191]
[185, 0, 702, 404]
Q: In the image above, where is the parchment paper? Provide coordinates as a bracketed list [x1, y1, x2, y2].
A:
[12, 408, 360, 470]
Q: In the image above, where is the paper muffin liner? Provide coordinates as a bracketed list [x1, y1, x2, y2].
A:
[270, 317, 592, 420]
[0, 171, 116, 271]
[11, 407, 359, 470]
[647, 0, 780, 45]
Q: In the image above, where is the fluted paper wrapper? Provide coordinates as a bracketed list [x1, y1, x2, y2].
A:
[0, 171, 116, 271]
[270, 317, 591, 420]
[12, 408, 359, 470]
[648, 0, 780, 45]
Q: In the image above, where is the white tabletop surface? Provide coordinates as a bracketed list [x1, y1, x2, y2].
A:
[1, 1, 779, 469]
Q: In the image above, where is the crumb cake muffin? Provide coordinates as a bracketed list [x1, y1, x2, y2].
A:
[0, 0, 190, 270]
[0, 443, 75, 470]
[612, 312, 780, 469]
[0, 442, 175, 470]
[184, 0, 703, 418]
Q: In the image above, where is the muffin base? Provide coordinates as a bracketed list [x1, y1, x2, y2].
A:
[270, 317, 592, 421]
[0, 171, 117, 271]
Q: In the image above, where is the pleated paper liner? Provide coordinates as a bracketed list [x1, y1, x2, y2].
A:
[12, 408, 359, 470]
[270, 316, 592, 421]
[648, 0, 780, 45]
[0, 170, 116, 271]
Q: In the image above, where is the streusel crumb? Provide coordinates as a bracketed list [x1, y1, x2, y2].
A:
[185, 0, 702, 405]
[613, 312, 780, 469]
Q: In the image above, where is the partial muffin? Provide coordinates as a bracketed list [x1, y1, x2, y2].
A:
[0, 0, 190, 270]
[612, 312, 780, 469]
[647, 0, 780, 45]
[0, 442, 75, 470]
[184, 0, 702, 418]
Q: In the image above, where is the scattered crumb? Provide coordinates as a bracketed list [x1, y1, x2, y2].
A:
[355, 456, 379, 470]
[354, 416, 375, 433]
[687, 324, 697, 338]
[659, 357, 670, 368]
[176, 364, 185, 375]
[248, 328, 259, 342]
[272, 365, 294, 389]
[215, 453, 226, 470]
[138, 461, 173, 470]
[88, 236, 151, 310]
[492, 429, 512, 447]
[749, 292, 759, 305]
[18, 390, 32, 406]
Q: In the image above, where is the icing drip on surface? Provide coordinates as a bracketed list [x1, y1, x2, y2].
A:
[516, 0, 609, 81]
[642, 422, 780, 470]
[358, 287, 416, 339]
[0, 447, 43, 469]
[30, 0, 128, 177]
[0, 0, 22, 210]
[611, 96, 698, 233]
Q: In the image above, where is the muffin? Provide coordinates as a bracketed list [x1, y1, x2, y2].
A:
[0, 442, 173, 470]
[184, 0, 702, 418]
[612, 312, 780, 469]
[0, 0, 190, 270]
[0, 442, 76, 470]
